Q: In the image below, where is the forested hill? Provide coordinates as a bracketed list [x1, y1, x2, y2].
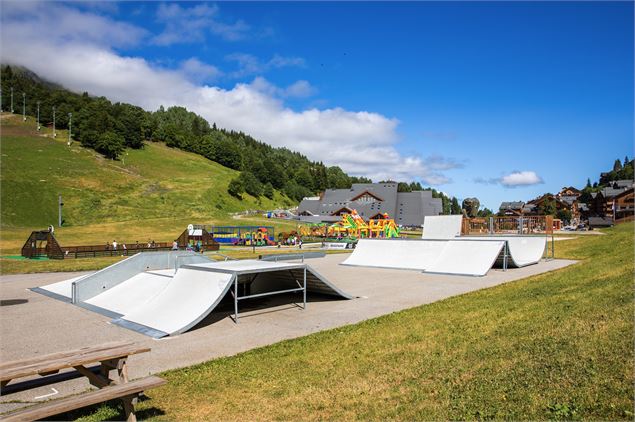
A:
[0, 65, 374, 202]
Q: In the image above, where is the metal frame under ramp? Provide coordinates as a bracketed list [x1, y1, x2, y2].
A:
[183, 259, 351, 324]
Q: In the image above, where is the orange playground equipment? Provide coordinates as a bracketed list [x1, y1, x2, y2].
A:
[300, 210, 400, 239]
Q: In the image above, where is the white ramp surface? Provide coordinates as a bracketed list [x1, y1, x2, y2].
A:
[31, 274, 91, 301]
[466, 236, 546, 267]
[422, 215, 463, 239]
[113, 268, 233, 337]
[426, 240, 505, 276]
[84, 272, 172, 316]
[341, 239, 447, 271]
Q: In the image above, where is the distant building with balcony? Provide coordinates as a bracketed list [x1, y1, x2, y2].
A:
[297, 182, 442, 227]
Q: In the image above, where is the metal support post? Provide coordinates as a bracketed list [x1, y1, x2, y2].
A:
[234, 276, 239, 323]
[503, 242, 508, 271]
[303, 267, 307, 310]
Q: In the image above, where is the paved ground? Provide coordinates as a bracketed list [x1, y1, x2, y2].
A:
[0, 254, 576, 410]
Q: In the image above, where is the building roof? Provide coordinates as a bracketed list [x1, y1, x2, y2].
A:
[297, 182, 441, 226]
[601, 187, 627, 199]
[499, 201, 525, 210]
[614, 179, 634, 188]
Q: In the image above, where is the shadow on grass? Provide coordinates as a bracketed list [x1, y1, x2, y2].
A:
[49, 395, 165, 421]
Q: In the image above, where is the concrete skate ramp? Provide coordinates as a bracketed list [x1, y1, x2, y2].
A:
[341, 239, 446, 271]
[422, 215, 463, 239]
[425, 240, 505, 276]
[463, 236, 546, 267]
[112, 268, 234, 338]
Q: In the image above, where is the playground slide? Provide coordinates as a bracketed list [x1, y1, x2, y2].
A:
[341, 239, 447, 271]
[112, 268, 234, 338]
[462, 236, 546, 267]
[424, 240, 505, 277]
[422, 215, 463, 239]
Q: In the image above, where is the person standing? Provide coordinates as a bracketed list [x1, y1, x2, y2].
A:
[112, 240, 117, 251]
[172, 240, 178, 250]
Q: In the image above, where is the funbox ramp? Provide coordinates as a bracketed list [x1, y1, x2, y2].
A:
[342, 238, 507, 276]
[424, 240, 505, 277]
[33, 256, 352, 338]
[341, 238, 447, 271]
[460, 236, 546, 267]
[422, 215, 463, 239]
[183, 259, 354, 299]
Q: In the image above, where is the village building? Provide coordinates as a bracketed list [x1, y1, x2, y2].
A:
[297, 182, 442, 227]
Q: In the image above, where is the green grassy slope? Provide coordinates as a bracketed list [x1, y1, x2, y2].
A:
[1, 113, 292, 228]
[61, 222, 633, 421]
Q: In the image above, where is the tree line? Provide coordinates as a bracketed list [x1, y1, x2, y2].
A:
[1, 65, 453, 208]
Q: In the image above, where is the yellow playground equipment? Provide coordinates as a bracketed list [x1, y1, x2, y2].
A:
[299, 210, 400, 239]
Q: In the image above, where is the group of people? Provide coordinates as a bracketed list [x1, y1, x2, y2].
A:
[105, 240, 158, 251]
[278, 236, 303, 249]
[172, 240, 204, 252]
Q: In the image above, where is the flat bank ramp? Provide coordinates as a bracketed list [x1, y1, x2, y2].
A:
[184, 260, 353, 299]
[341, 239, 446, 271]
[425, 240, 505, 276]
[463, 236, 546, 267]
[112, 268, 234, 338]
[422, 215, 463, 239]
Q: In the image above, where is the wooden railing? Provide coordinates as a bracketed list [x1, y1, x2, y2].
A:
[462, 216, 552, 235]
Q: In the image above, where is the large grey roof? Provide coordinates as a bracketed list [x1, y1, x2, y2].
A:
[601, 187, 627, 199]
[297, 183, 441, 226]
[499, 201, 525, 210]
[614, 179, 634, 188]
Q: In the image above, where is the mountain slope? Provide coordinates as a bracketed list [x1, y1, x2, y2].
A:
[0, 114, 292, 228]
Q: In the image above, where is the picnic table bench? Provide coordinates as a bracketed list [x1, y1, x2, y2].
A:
[0, 341, 165, 421]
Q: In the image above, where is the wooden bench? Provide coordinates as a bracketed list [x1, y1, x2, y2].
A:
[0, 376, 166, 422]
[0, 342, 165, 421]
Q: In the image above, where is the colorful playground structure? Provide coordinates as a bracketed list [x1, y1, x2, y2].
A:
[299, 210, 400, 239]
[203, 225, 276, 246]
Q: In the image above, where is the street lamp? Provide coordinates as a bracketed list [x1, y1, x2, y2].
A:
[52, 106, 56, 137]
[22, 92, 26, 121]
[67, 113, 72, 146]
[10, 87, 13, 113]
[36, 101, 41, 130]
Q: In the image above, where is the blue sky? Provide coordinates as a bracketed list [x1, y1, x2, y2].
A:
[1, 1, 633, 210]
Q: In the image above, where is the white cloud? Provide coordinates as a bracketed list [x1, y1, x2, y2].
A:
[180, 58, 223, 83]
[0, 3, 459, 185]
[500, 171, 544, 187]
[226, 53, 306, 78]
[474, 171, 544, 187]
[153, 3, 249, 45]
[250, 77, 316, 98]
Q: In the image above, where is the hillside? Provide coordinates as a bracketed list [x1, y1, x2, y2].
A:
[0, 113, 293, 229]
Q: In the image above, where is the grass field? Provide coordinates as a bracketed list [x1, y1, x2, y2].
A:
[0, 113, 300, 273]
[55, 222, 634, 421]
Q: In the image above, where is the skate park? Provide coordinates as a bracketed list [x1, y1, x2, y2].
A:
[0, 249, 574, 408]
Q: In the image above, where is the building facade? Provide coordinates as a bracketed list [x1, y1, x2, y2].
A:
[297, 182, 442, 227]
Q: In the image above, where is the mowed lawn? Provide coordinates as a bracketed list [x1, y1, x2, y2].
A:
[64, 222, 633, 421]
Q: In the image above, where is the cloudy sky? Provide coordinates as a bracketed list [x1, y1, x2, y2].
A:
[1, 1, 633, 209]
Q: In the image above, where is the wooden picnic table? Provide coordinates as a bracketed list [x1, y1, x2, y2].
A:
[0, 341, 164, 422]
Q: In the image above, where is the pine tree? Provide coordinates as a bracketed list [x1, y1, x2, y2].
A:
[585, 178, 592, 189]
[613, 159, 623, 172]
